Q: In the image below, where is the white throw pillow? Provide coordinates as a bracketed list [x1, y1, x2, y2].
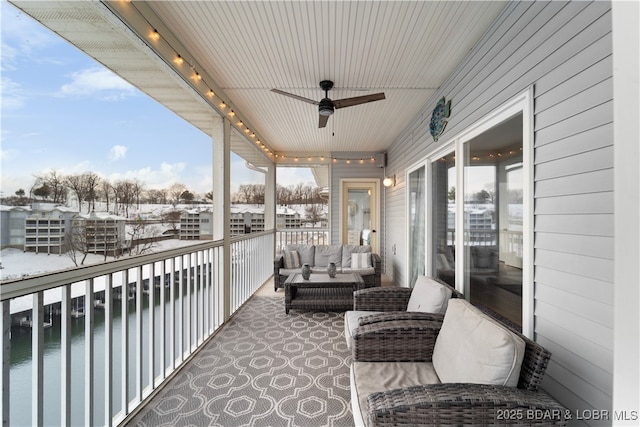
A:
[406, 276, 452, 314]
[351, 252, 371, 269]
[432, 299, 525, 387]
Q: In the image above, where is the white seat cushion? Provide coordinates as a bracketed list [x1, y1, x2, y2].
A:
[432, 298, 525, 387]
[406, 276, 452, 314]
[344, 311, 383, 349]
[351, 362, 441, 427]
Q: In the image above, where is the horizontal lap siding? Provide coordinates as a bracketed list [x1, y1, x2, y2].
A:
[384, 1, 613, 422]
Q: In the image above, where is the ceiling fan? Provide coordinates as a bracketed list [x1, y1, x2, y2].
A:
[271, 80, 385, 128]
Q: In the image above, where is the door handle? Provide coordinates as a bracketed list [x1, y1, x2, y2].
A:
[371, 230, 376, 233]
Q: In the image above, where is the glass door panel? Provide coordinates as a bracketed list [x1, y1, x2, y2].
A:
[408, 166, 425, 287]
[462, 114, 523, 328]
[346, 189, 371, 245]
[341, 180, 379, 254]
[431, 154, 456, 287]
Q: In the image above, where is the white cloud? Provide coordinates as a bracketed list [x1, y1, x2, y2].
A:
[0, 77, 26, 109]
[107, 162, 187, 190]
[58, 68, 136, 100]
[108, 145, 128, 161]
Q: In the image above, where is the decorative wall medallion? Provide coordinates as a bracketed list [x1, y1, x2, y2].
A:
[429, 97, 452, 142]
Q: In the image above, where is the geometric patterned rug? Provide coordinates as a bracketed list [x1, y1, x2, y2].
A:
[128, 294, 353, 427]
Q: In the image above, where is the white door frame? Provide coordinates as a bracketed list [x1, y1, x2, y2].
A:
[339, 179, 380, 254]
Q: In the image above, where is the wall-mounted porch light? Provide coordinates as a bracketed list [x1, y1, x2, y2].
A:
[383, 176, 395, 187]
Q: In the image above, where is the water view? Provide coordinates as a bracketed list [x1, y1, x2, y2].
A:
[9, 285, 201, 426]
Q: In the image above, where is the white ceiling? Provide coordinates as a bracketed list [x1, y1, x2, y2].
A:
[9, 1, 508, 165]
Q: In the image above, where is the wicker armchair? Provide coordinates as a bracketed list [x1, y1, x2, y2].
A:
[345, 278, 463, 351]
[351, 301, 569, 426]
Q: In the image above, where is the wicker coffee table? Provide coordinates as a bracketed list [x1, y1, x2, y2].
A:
[284, 273, 364, 314]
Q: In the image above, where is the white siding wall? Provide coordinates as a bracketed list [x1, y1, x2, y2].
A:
[384, 1, 613, 423]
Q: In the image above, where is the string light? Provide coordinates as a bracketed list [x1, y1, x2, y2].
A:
[115, 2, 279, 159]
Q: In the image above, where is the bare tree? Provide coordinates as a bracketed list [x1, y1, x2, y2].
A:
[113, 180, 136, 217]
[237, 184, 252, 204]
[65, 173, 89, 211]
[128, 216, 158, 256]
[162, 210, 182, 233]
[66, 217, 90, 266]
[169, 183, 187, 206]
[305, 204, 324, 227]
[145, 189, 165, 204]
[35, 170, 67, 204]
[132, 179, 145, 209]
[84, 172, 101, 212]
[101, 180, 113, 212]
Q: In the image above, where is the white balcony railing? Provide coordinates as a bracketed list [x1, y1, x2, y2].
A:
[0, 231, 274, 426]
[275, 228, 329, 253]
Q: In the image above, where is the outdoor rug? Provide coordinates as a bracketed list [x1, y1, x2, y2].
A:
[129, 294, 353, 427]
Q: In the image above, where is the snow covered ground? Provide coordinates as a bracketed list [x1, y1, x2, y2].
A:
[0, 238, 201, 282]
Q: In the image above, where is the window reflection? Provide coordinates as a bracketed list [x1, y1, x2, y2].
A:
[432, 155, 455, 287]
[463, 114, 523, 328]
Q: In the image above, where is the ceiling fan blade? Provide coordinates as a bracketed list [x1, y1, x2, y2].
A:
[271, 88, 319, 105]
[319, 114, 330, 128]
[333, 92, 385, 109]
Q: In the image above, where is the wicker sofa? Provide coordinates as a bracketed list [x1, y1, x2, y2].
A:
[274, 244, 381, 291]
[350, 298, 568, 426]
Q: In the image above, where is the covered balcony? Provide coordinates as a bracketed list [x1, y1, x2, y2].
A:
[1, 1, 639, 426]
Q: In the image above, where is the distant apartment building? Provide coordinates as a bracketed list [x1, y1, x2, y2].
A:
[0, 203, 78, 254]
[72, 211, 127, 256]
[178, 206, 304, 239]
[179, 210, 213, 240]
[276, 207, 303, 229]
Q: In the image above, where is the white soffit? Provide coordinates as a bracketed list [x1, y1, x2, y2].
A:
[8, 1, 508, 161]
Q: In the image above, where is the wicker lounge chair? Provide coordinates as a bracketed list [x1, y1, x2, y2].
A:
[344, 277, 462, 350]
[350, 298, 568, 426]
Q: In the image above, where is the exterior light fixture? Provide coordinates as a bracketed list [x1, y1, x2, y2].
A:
[383, 176, 395, 187]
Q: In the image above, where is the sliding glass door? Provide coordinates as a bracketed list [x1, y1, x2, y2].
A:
[431, 154, 456, 287]
[463, 113, 523, 327]
[408, 166, 426, 287]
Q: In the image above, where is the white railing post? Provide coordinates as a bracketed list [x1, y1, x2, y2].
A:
[61, 285, 71, 425]
[135, 266, 143, 403]
[32, 292, 44, 426]
[177, 255, 183, 365]
[84, 280, 94, 427]
[148, 262, 155, 392]
[169, 257, 175, 371]
[104, 274, 113, 426]
[186, 254, 192, 354]
[159, 260, 166, 382]
[121, 269, 130, 417]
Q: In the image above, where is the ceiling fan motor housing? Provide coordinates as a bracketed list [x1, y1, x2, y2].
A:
[319, 98, 334, 116]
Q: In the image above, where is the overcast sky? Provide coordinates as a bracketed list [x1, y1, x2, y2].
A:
[0, 2, 314, 199]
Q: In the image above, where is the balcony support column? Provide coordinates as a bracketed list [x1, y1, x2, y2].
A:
[212, 115, 231, 321]
[265, 164, 276, 233]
